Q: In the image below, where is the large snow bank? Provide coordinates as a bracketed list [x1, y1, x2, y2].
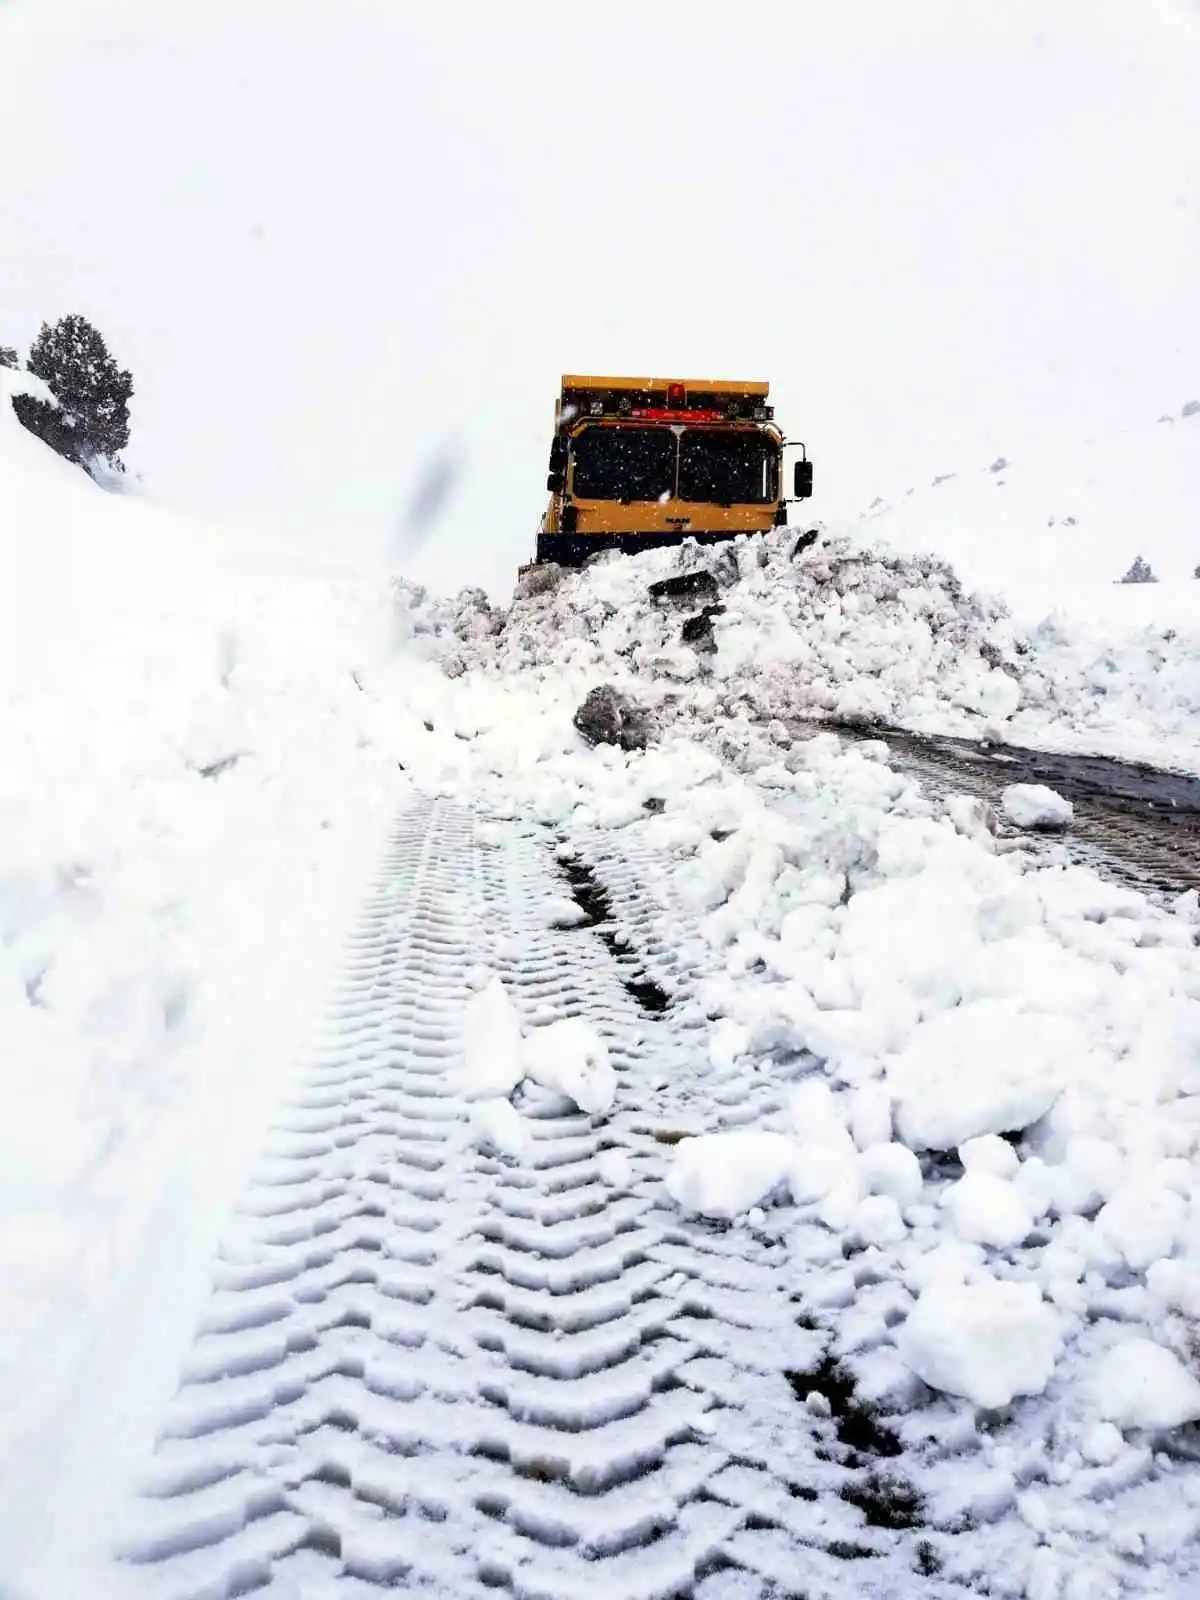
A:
[0, 379, 420, 1586]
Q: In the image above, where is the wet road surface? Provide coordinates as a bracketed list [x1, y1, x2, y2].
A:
[821, 723, 1200, 904]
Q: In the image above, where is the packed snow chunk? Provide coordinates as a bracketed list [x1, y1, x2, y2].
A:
[787, 1084, 859, 1202]
[1094, 1181, 1186, 1271]
[849, 1193, 907, 1246]
[522, 1017, 616, 1115]
[959, 1133, 1020, 1179]
[470, 1098, 529, 1159]
[708, 1017, 749, 1072]
[896, 1276, 1063, 1408]
[905, 1239, 987, 1293]
[461, 976, 524, 1098]
[665, 1130, 794, 1220]
[540, 895, 590, 930]
[1001, 783, 1074, 830]
[858, 1142, 924, 1207]
[891, 999, 1083, 1150]
[1147, 1259, 1200, 1319]
[947, 1171, 1035, 1249]
[817, 1171, 867, 1232]
[514, 561, 564, 600]
[1080, 1421, 1124, 1466]
[1090, 1339, 1200, 1432]
[944, 793, 999, 843]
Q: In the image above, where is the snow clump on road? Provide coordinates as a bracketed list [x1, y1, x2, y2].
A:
[664, 1129, 795, 1220]
[462, 975, 616, 1117]
[522, 1015, 617, 1114]
[896, 1276, 1064, 1409]
[1089, 1339, 1200, 1432]
[1002, 781, 1075, 829]
[461, 974, 526, 1097]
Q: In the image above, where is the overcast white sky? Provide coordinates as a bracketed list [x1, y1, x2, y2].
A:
[1, 0, 1197, 596]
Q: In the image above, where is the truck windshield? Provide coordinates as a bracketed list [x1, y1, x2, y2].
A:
[678, 429, 776, 504]
[571, 427, 676, 501]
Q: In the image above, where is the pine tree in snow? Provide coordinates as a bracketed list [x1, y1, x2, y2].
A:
[11, 315, 133, 477]
[0, 345, 17, 369]
[1117, 555, 1158, 584]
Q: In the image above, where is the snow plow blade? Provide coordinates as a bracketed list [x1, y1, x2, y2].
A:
[536, 528, 755, 568]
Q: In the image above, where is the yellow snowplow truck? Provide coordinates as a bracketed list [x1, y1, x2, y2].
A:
[535, 374, 812, 566]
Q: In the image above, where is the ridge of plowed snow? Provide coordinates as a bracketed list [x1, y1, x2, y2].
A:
[441, 530, 1200, 773]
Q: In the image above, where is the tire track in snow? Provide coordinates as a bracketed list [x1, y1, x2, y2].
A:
[116, 800, 954, 1599]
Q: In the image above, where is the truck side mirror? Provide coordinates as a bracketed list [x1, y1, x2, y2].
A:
[793, 459, 813, 500]
[547, 436, 567, 493]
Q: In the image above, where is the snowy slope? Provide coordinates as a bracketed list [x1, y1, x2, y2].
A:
[0, 377, 435, 1582]
[859, 405, 1200, 595]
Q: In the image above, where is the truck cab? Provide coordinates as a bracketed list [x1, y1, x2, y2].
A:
[537, 375, 812, 566]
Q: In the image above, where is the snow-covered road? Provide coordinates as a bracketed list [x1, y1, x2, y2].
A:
[100, 793, 1200, 1600]
[109, 800, 945, 1600]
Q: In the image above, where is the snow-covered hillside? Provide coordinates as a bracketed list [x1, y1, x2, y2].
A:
[0, 375, 424, 1580]
[860, 404, 1200, 596]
